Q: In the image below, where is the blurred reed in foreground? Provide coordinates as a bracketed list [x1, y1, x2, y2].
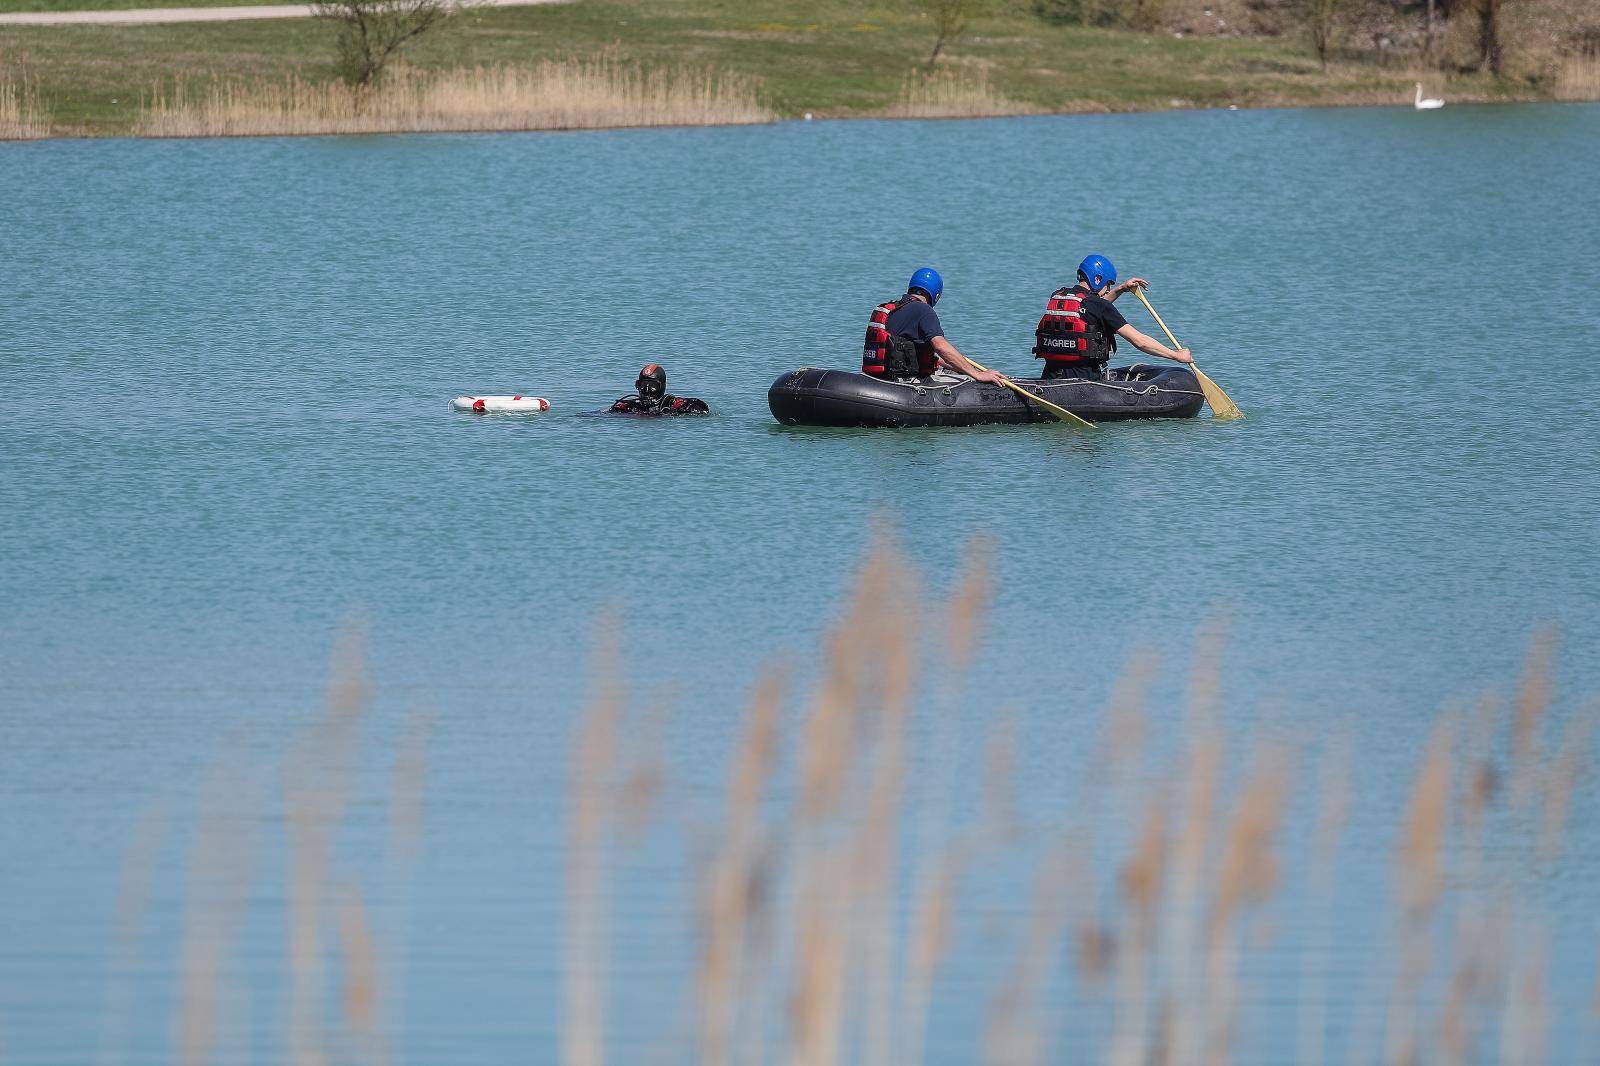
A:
[561, 540, 1598, 1064]
[109, 538, 1598, 1063]
[1, 81, 50, 139]
[134, 59, 773, 138]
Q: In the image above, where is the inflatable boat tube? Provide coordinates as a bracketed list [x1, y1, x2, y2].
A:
[451, 395, 550, 414]
[768, 365, 1204, 427]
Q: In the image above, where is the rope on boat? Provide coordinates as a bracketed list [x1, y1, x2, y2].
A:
[872, 371, 1203, 399]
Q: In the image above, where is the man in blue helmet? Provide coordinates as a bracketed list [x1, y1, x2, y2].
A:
[863, 267, 1008, 385]
[1032, 254, 1192, 379]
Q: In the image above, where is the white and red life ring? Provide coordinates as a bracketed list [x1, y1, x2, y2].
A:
[451, 395, 550, 414]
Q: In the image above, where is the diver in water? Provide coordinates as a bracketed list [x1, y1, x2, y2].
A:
[609, 363, 710, 416]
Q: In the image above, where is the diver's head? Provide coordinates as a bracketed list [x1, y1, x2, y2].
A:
[636, 363, 667, 403]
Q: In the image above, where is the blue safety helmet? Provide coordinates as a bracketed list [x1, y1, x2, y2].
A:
[1077, 254, 1117, 293]
[908, 267, 944, 306]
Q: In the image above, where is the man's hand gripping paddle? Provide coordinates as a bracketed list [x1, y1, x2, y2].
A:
[964, 358, 1096, 429]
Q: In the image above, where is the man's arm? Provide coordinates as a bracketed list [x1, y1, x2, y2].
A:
[1105, 277, 1148, 303]
[931, 335, 1008, 384]
[1116, 324, 1192, 363]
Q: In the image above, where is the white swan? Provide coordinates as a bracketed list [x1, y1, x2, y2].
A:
[1414, 83, 1445, 109]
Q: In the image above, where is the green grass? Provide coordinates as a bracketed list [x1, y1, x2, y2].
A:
[0, 0, 1567, 137]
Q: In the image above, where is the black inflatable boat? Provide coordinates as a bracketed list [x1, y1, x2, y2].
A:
[768, 365, 1204, 428]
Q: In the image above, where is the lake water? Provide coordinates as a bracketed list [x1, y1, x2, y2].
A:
[3, 103, 1599, 1064]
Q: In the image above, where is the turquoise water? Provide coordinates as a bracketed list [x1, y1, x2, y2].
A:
[4, 104, 1600, 1063]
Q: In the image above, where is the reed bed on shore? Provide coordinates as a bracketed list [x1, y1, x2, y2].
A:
[1, 80, 49, 139]
[103, 537, 1599, 1062]
[134, 58, 773, 138]
[1555, 55, 1600, 101]
[886, 70, 1036, 119]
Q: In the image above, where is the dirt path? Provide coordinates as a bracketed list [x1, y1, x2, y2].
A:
[0, 0, 561, 25]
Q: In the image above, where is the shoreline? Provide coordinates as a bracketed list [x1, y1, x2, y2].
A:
[6, 0, 1597, 141]
[7, 90, 1594, 144]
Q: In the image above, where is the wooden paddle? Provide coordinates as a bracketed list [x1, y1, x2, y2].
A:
[1133, 289, 1242, 420]
[964, 358, 1095, 429]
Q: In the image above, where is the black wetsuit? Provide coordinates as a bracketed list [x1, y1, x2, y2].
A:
[609, 393, 711, 416]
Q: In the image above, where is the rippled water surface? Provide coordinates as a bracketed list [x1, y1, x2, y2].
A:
[4, 104, 1600, 1063]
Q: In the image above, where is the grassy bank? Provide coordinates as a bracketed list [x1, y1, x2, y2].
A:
[2, 0, 1596, 138]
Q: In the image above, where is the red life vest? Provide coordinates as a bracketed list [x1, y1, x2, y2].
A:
[863, 297, 941, 377]
[1033, 285, 1113, 365]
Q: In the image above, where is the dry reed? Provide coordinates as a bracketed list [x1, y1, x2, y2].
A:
[697, 669, 782, 1065]
[135, 59, 773, 139]
[1, 81, 50, 140]
[333, 884, 381, 1054]
[564, 620, 624, 1066]
[141, 631, 434, 1065]
[1555, 55, 1600, 101]
[886, 70, 1036, 120]
[1295, 740, 1349, 1066]
[284, 631, 370, 1066]
[110, 536, 1600, 1064]
[176, 761, 262, 1066]
[983, 839, 1077, 1066]
[1397, 718, 1454, 918]
[1539, 706, 1594, 862]
[1385, 716, 1454, 1063]
[1511, 628, 1557, 809]
[96, 804, 170, 1066]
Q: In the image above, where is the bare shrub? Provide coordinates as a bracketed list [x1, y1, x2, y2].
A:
[1472, 0, 1511, 73]
[1302, 0, 1348, 68]
[914, 0, 989, 66]
[1034, 0, 1120, 26]
[1127, 0, 1173, 31]
[310, 0, 458, 89]
[1038, 0, 1176, 30]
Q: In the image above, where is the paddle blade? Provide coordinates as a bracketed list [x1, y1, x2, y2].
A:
[1192, 365, 1242, 420]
